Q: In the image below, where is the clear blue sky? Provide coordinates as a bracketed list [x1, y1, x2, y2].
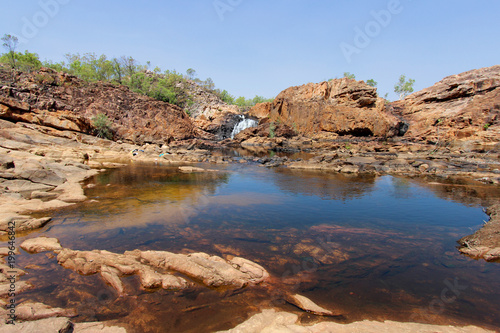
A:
[1, 0, 499, 100]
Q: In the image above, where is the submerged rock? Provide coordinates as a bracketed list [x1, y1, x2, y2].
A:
[17, 238, 270, 294]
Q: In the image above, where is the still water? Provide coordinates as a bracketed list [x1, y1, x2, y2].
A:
[11, 162, 500, 332]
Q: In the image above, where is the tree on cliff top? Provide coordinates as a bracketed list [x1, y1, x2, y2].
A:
[394, 75, 415, 100]
[343, 72, 356, 79]
[1, 34, 18, 69]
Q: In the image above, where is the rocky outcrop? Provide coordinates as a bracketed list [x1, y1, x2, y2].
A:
[20, 237, 269, 295]
[0, 67, 196, 145]
[217, 309, 494, 333]
[248, 102, 272, 119]
[458, 204, 500, 261]
[393, 65, 500, 144]
[264, 78, 405, 137]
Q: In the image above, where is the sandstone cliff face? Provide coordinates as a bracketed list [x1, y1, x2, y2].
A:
[263, 78, 405, 137]
[392, 65, 500, 144]
[0, 68, 196, 145]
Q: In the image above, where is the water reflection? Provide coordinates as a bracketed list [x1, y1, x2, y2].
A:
[272, 168, 377, 201]
[9, 163, 500, 331]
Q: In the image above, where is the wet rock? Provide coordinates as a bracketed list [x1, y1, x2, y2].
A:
[53, 245, 268, 294]
[20, 237, 63, 253]
[287, 294, 337, 316]
[139, 251, 269, 288]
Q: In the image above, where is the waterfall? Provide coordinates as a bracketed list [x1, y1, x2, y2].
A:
[230, 116, 258, 139]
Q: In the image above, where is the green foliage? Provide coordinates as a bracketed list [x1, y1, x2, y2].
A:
[234, 95, 274, 107]
[484, 123, 491, 130]
[0, 44, 271, 110]
[394, 74, 415, 100]
[343, 72, 356, 79]
[0, 50, 42, 72]
[269, 122, 276, 138]
[92, 113, 112, 139]
[215, 89, 235, 104]
[366, 79, 377, 87]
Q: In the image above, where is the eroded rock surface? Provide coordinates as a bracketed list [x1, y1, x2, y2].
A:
[0, 67, 195, 145]
[393, 65, 500, 144]
[261, 78, 405, 137]
[21, 237, 269, 294]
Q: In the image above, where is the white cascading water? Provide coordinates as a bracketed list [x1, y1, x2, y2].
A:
[230, 116, 258, 139]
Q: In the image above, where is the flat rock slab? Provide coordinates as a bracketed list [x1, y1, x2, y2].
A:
[21, 237, 63, 253]
[0, 317, 73, 333]
[217, 309, 495, 333]
[15, 302, 76, 321]
[1, 179, 54, 193]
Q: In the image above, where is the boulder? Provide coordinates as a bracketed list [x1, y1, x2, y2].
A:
[267, 78, 405, 137]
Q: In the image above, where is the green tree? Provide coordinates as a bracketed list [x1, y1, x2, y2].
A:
[343, 72, 356, 79]
[235, 96, 246, 107]
[394, 74, 415, 100]
[92, 113, 112, 139]
[1, 34, 19, 69]
[186, 68, 196, 80]
[203, 77, 215, 90]
[366, 79, 377, 87]
[217, 89, 234, 104]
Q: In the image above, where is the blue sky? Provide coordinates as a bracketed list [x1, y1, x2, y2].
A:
[1, 0, 499, 100]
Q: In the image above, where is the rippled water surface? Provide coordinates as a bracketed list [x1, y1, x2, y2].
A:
[9, 162, 500, 332]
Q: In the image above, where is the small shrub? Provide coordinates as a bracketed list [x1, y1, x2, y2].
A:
[269, 122, 276, 138]
[92, 113, 112, 139]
